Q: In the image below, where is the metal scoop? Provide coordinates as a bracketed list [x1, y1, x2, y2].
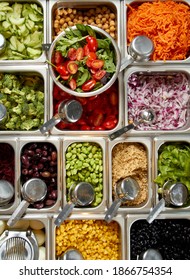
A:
[120, 35, 154, 72]
[0, 180, 14, 207]
[40, 99, 83, 134]
[146, 181, 189, 224]
[54, 182, 95, 226]
[104, 177, 140, 223]
[138, 249, 163, 260]
[109, 109, 155, 141]
[0, 34, 6, 55]
[58, 248, 84, 260]
[0, 104, 8, 128]
[7, 178, 47, 227]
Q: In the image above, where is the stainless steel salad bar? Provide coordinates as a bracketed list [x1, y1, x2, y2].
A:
[0, 0, 190, 260]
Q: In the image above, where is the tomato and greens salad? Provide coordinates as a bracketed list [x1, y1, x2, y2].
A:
[51, 24, 117, 93]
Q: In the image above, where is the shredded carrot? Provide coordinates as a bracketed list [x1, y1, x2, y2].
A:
[127, 0, 190, 61]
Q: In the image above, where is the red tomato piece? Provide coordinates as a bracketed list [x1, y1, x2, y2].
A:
[61, 74, 70, 80]
[83, 44, 90, 56]
[56, 65, 69, 76]
[81, 125, 91, 130]
[81, 79, 96, 92]
[75, 97, 87, 106]
[86, 36, 98, 52]
[109, 91, 118, 106]
[76, 47, 84, 61]
[67, 61, 78, 74]
[67, 48, 77, 61]
[93, 69, 106, 80]
[91, 60, 104, 69]
[93, 126, 105, 131]
[69, 78, 77, 90]
[54, 51, 63, 65]
[87, 52, 97, 60]
[56, 122, 68, 130]
[103, 115, 118, 129]
[92, 112, 104, 127]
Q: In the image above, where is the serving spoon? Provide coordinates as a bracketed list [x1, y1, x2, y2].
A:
[120, 35, 154, 72]
[58, 248, 84, 260]
[109, 109, 156, 141]
[104, 177, 140, 223]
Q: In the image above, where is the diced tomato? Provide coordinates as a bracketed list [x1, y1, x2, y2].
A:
[67, 48, 77, 61]
[86, 36, 98, 52]
[81, 79, 96, 92]
[61, 74, 70, 80]
[54, 51, 64, 65]
[91, 112, 104, 127]
[56, 65, 69, 76]
[56, 122, 68, 130]
[109, 91, 118, 106]
[69, 78, 77, 90]
[76, 118, 87, 126]
[83, 44, 90, 56]
[93, 69, 106, 80]
[75, 97, 87, 106]
[91, 60, 104, 69]
[81, 125, 91, 130]
[103, 115, 118, 129]
[93, 126, 105, 130]
[67, 61, 78, 74]
[76, 47, 84, 61]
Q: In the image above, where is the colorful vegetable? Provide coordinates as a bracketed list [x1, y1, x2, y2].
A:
[127, 73, 189, 130]
[127, 0, 190, 60]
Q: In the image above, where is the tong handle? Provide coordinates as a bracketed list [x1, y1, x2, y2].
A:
[109, 123, 135, 141]
[146, 198, 165, 224]
[39, 115, 61, 134]
[54, 202, 75, 226]
[7, 200, 30, 227]
[104, 199, 122, 223]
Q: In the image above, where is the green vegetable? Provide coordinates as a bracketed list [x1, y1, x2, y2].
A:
[65, 142, 104, 207]
[0, 2, 43, 60]
[0, 73, 44, 130]
[154, 142, 190, 191]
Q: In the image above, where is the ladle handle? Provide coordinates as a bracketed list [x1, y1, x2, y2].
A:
[146, 198, 165, 224]
[120, 57, 134, 72]
[109, 123, 135, 141]
[104, 199, 122, 223]
[7, 200, 30, 227]
[54, 202, 75, 226]
[39, 115, 61, 134]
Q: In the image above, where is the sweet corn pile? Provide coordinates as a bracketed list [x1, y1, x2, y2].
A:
[56, 220, 120, 260]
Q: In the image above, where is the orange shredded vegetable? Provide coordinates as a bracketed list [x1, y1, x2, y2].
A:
[127, 0, 190, 61]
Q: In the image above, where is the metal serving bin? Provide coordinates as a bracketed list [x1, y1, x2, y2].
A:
[0, 137, 19, 215]
[0, 215, 50, 260]
[51, 213, 125, 260]
[16, 136, 62, 213]
[107, 137, 153, 213]
[0, 0, 47, 64]
[61, 137, 107, 213]
[153, 135, 190, 212]
[121, 65, 190, 137]
[0, 65, 49, 135]
[126, 213, 190, 260]
[122, 0, 190, 65]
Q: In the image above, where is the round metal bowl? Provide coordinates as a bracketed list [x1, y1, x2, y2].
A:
[48, 25, 121, 97]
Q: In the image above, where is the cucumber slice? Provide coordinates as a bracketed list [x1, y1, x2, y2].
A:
[9, 16, 25, 25]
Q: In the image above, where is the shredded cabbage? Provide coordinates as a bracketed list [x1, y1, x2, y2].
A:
[127, 73, 190, 130]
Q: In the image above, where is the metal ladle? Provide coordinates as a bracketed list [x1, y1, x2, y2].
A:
[138, 249, 163, 260]
[7, 178, 47, 227]
[54, 182, 95, 226]
[0, 180, 14, 207]
[120, 35, 154, 72]
[109, 109, 156, 141]
[39, 99, 83, 134]
[58, 248, 84, 260]
[146, 181, 189, 224]
[104, 177, 140, 223]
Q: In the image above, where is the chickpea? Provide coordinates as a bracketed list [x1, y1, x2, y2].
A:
[73, 18, 78, 23]
[103, 23, 109, 30]
[84, 16, 88, 21]
[102, 18, 107, 23]
[73, 9, 77, 15]
[97, 14, 102, 19]
[65, 17, 71, 23]
[110, 32, 116, 39]
[110, 26, 116, 32]
[62, 9, 68, 16]
[70, 14, 74, 20]
[88, 19, 94, 24]
[110, 20, 115, 26]
[110, 13, 116, 20]
[83, 21, 88, 24]
[104, 14, 109, 19]
[96, 18, 101, 24]
[77, 20, 83, 24]
[63, 23, 68, 28]
[96, 7, 102, 14]
[102, 6, 108, 13]
[68, 21, 74, 26]
[59, 18, 65, 25]
[97, 23, 103, 28]
[89, 8, 95, 15]
[67, 8, 72, 14]
[105, 29, 110, 34]
[78, 16, 83, 21]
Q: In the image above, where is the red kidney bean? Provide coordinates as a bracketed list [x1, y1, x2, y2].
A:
[21, 142, 58, 209]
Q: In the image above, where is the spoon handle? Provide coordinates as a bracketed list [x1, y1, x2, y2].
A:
[54, 202, 75, 226]
[120, 57, 134, 72]
[7, 200, 30, 227]
[146, 198, 165, 224]
[39, 115, 61, 134]
[104, 199, 122, 223]
[109, 123, 135, 141]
